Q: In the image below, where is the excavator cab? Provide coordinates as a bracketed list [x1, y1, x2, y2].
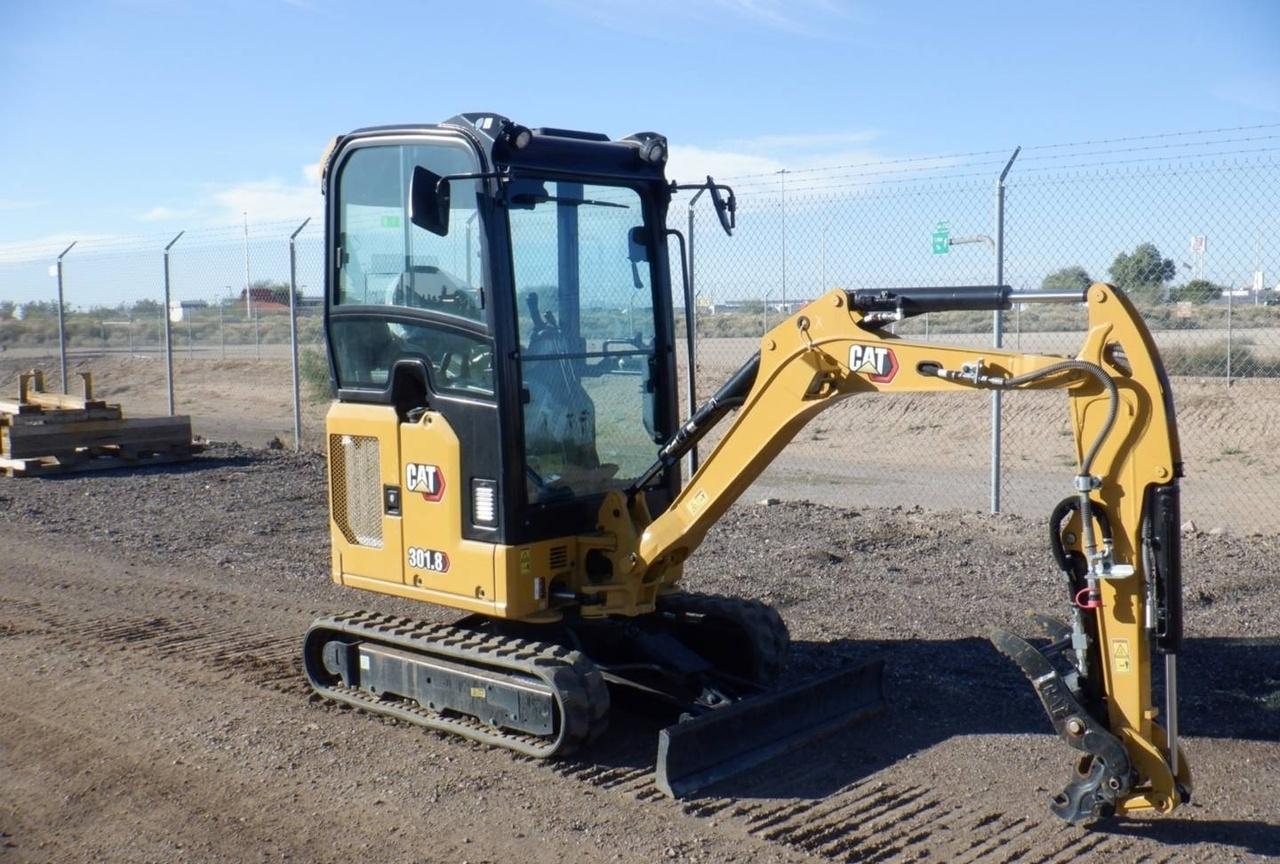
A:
[321, 115, 686, 553]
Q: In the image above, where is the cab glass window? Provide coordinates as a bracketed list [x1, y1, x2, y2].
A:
[336, 142, 484, 322]
[332, 141, 493, 396]
[507, 180, 661, 503]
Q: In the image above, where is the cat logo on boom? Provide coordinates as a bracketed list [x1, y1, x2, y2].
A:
[848, 344, 899, 383]
[406, 463, 446, 502]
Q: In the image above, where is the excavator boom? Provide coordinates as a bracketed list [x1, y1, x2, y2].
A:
[595, 281, 1188, 819]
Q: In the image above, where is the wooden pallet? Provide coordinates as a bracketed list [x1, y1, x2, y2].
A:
[0, 370, 200, 477]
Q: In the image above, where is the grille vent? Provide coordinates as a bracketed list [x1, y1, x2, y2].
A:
[548, 546, 569, 571]
[329, 434, 383, 548]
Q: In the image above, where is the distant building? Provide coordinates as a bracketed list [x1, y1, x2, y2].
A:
[697, 298, 813, 315]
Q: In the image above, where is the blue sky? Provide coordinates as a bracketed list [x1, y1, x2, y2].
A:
[1, 0, 1278, 254]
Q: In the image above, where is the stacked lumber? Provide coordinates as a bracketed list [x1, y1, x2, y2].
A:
[0, 370, 199, 477]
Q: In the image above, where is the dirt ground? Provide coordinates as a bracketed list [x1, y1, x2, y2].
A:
[0, 445, 1276, 863]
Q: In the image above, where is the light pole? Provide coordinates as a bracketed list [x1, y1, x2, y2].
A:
[55, 241, 77, 392]
[162, 230, 184, 415]
[776, 169, 789, 314]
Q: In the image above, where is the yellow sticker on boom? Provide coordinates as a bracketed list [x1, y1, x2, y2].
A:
[686, 488, 710, 516]
[1112, 639, 1132, 673]
[519, 548, 532, 575]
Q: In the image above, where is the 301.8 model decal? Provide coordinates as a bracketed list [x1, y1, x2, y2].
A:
[407, 546, 450, 573]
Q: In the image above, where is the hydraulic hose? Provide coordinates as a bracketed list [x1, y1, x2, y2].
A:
[998, 359, 1118, 479]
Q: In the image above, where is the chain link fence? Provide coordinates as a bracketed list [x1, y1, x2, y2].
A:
[1, 127, 1276, 531]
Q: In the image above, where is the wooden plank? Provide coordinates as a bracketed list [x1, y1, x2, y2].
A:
[21, 391, 110, 411]
[0, 400, 43, 416]
[4, 416, 193, 459]
[5, 414, 188, 437]
[0, 445, 196, 477]
[3, 406, 124, 425]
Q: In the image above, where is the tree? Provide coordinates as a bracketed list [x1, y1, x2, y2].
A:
[1168, 279, 1224, 304]
[1108, 243, 1176, 303]
[1041, 265, 1092, 294]
[131, 299, 163, 314]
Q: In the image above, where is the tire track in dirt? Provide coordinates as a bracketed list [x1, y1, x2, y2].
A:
[542, 753, 1142, 863]
[0, 595, 308, 696]
[4, 591, 1135, 863]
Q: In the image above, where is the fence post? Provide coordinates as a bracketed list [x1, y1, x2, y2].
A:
[288, 217, 311, 451]
[162, 231, 184, 416]
[1226, 286, 1233, 386]
[991, 147, 1020, 514]
[55, 241, 76, 393]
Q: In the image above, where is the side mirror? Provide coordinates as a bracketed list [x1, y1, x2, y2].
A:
[410, 165, 450, 236]
[627, 226, 649, 290]
[627, 226, 650, 263]
[708, 178, 736, 236]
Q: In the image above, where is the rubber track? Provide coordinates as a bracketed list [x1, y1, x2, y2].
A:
[303, 611, 610, 758]
[656, 591, 790, 685]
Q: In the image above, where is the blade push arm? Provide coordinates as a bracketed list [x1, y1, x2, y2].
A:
[592, 282, 1187, 820]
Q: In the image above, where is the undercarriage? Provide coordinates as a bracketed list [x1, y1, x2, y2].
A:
[303, 593, 885, 795]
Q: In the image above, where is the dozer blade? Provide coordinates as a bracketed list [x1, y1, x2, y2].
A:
[654, 659, 885, 798]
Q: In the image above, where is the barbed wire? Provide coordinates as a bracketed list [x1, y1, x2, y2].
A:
[711, 121, 1280, 183]
[2, 123, 1278, 263]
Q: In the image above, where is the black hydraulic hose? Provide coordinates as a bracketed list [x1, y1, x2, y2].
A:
[626, 353, 761, 496]
[1049, 495, 1112, 576]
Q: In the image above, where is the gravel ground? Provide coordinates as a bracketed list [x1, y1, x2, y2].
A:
[0, 444, 1277, 863]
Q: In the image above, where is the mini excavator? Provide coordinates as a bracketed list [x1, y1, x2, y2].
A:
[304, 114, 1190, 821]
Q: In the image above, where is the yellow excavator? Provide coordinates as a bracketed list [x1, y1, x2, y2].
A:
[303, 113, 1190, 821]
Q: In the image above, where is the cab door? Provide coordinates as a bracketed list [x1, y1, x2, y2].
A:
[400, 410, 497, 613]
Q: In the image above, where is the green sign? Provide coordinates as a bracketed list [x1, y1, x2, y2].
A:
[931, 221, 950, 254]
[381, 215, 402, 228]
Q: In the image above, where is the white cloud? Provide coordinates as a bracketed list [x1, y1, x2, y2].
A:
[667, 144, 786, 186]
[212, 179, 321, 224]
[668, 128, 949, 190]
[721, 130, 882, 153]
[0, 232, 124, 264]
[1211, 76, 1280, 115]
[709, 0, 854, 39]
[210, 163, 322, 225]
[138, 205, 197, 223]
[130, 163, 321, 230]
[0, 198, 41, 211]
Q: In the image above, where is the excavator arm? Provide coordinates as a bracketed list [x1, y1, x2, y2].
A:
[588, 282, 1188, 820]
